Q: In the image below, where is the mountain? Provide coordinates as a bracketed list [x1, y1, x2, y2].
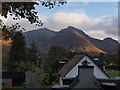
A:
[25, 26, 119, 53]
[25, 28, 58, 49]
[89, 37, 119, 53]
[46, 26, 105, 53]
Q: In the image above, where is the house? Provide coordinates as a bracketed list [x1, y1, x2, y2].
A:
[58, 59, 68, 70]
[2, 72, 26, 86]
[93, 58, 107, 71]
[71, 65, 119, 89]
[58, 54, 109, 85]
[71, 66, 102, 89]
[0, 79, 12, 88]
[53, 65, 120, 90]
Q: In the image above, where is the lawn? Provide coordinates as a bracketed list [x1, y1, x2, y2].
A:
[106, 69, 120, 78]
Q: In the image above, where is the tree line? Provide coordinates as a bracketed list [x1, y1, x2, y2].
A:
[5, 31, 120, 72]
[5, 30, 83, 72]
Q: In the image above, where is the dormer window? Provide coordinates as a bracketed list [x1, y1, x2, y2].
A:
[82, 60, 90, 66]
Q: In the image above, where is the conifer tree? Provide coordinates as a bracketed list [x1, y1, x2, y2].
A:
[7, 31, 26, 71]
[27, 40, 38, 65]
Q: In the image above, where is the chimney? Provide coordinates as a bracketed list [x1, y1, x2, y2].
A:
[58, 60, 68, 70]
[74, 66, 101, 88]
[78, 66, 94, 81]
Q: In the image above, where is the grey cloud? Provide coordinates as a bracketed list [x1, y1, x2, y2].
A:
[1, 12, 118, 40]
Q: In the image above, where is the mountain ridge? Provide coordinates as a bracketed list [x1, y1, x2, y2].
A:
[25, 26, 119, 53]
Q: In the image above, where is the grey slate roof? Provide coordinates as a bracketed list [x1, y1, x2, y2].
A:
[93, 60, 106, 66]
[58, 55, 84, 77]
[58, 54, 109, 78]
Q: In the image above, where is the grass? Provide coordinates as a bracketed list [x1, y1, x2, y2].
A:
[35, 73, 60, 86]
[1, 69, 8, 72]
[12, 86, 24, 88]
[106, 69, 120, 78]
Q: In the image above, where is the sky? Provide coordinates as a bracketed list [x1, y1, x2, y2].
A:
[1, 1, 119, 41]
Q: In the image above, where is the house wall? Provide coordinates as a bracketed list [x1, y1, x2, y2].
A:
[98, 65, 104, 71]
[60, 77, 63, 85]
[2, 72, 26, 86]
[2, 80, 12, 88]
[73, 66, 101, 88]
[65, 56, 109, 79]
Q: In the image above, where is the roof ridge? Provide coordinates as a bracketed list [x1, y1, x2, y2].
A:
[58, 55, 84, 77]
[87, 55, 110, 78]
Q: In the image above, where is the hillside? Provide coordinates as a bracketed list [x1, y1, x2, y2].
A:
[25, 28, 58, 50]
[25, 26, 119, 53]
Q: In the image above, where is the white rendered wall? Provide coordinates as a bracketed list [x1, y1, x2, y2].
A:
[60, 77, 63, 85]
[65, 56, 109, 79]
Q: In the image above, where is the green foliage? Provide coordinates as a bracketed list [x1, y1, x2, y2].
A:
[2, 25, 12, 41]
[7, 31, 26, 71]
[47, 45, 67, 72]
[52, 81, 60, 85]
[2, 1, 67, 72]
[41, 0, 67, 9]
[106, 69, 120, 78]
[2, 23, 25, 40]
[1, 1, 67, 40]
[27, 40, 38, 65]
[98, 53, 105, 60]
[2, 2, 42, 26]
[98, 52, 120, 65]
[48, 45, 67, 60]
[48, 73, 56, 85]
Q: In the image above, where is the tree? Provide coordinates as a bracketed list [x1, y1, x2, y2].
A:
[2, 23, 24, 40]
[47, 45, 67, 72]
[7, 31, 26, 71]
[1, 1, 67, 71]
[1, 1, 67, 39]
[2, 1, 67, 24]
[98, 53, 105, 60]
[27, 40, 38, 65]
[66, 51, 82, 60]
[2, 2, 42, 26]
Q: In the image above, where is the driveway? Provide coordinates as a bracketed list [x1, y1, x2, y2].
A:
[27, 72, 41, 88]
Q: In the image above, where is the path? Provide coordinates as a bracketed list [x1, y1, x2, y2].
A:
[27, 72, 41, 88]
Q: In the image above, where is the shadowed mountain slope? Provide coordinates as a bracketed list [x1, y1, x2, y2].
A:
[25, 26, 119, 53]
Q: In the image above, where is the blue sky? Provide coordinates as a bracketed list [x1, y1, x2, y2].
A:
[2, 2, 118, 41]
[36, 2, 118, 18]
[33, 2, 118, 40]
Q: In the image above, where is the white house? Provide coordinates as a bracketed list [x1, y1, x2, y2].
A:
[58, 54, 109, 85]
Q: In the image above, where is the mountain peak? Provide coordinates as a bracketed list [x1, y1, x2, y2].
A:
[67, 26, 75, 29]
[25, 27, 119, 53]
[103, 37, 119, 45]
[40, 28, 50, 31]
[103, 37, 115, 41]
[67, 26, 81, 30]
[104, 37, 112, 40]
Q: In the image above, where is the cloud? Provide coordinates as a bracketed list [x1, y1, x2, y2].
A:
[87, 30, 118, 40]
[44, 12, 118, 40]
[44, 12, 118, 41]
[0, 15, 45, 31]
[1, 12, 118, 41]
[44, 12, 101, 30]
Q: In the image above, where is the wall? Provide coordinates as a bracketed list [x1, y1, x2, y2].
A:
[65, 56, 108, 79]
[73, 66, 101, 88]
[2, 80, 12, 88]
